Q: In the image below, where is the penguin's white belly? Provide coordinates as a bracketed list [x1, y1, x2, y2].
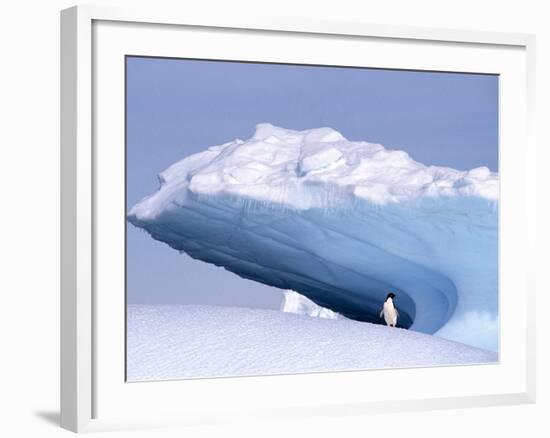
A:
[383, 302, 398, 326]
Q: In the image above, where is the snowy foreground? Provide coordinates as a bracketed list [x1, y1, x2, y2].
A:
[127, 304, 497, 382]
[128, 124, 499, 351]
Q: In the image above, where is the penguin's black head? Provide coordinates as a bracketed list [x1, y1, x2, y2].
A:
[386, 292, 396, 300]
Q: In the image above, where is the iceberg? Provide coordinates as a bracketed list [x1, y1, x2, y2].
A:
[128, 124, 499, 351]
[281, 290, 341, 320]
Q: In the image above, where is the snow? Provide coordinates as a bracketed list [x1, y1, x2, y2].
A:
[128, 124, 499, 351]
[126, 304, 497, 381]
[143, 123, 498, 208]
[281, 290, 340, 319]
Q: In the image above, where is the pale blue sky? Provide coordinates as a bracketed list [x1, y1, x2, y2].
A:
[126, 56, 498, 306]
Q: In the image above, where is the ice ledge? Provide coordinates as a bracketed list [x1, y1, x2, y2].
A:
[130, 124, 499, 218]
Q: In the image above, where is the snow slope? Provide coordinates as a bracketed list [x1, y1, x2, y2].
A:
[128, 124, 499, 351]
[126, 304, 497, 381]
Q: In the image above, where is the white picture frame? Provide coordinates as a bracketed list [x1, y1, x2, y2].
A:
[60, 4, 537, 433]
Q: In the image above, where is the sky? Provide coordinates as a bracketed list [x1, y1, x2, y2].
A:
[126, 56, 498, 307]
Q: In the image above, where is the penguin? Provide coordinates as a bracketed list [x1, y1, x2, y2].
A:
[379, 292, 399, 327]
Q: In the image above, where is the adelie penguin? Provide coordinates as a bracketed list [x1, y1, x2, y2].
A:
[380, 292, 399, 327]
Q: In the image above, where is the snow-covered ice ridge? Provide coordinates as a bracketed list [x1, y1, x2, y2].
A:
[128, 124, 499, 351]
[281, 290, 340, 320]
[127, 304, 497, 381]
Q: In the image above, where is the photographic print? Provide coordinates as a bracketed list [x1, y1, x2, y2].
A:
[125, 56, 499, 382]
